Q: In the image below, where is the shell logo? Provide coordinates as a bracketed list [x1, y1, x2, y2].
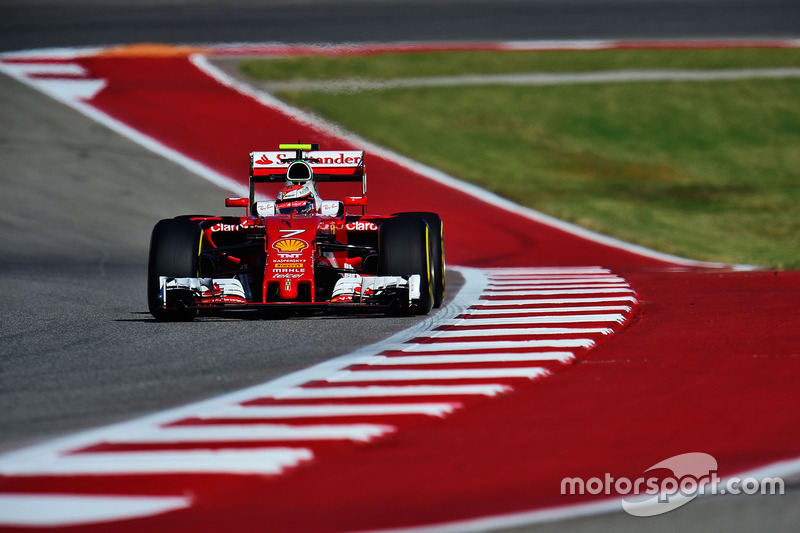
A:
[273, 238, 309, 252]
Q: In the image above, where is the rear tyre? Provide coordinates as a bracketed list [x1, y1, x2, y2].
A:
[379, 215, 434, 315]
[392, 212, 445, 308]
[147, 218, 202, 321]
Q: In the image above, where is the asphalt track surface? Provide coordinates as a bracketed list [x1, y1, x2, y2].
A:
[1, 1, 799, 532]
[2, 0, 800, 53]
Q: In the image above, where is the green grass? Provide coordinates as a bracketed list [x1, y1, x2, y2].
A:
[240, 49, 800, 269]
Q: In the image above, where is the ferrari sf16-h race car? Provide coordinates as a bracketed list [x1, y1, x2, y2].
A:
[147, 144, 445, 321]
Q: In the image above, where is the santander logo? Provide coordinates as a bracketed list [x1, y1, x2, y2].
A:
[256, 154, 274, 164]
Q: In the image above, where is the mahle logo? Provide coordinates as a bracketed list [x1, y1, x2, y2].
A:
[561, 452, 785, 517]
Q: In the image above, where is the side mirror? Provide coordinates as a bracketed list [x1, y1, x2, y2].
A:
[344, 196, 367, 207]
[344, 196, 367, 215]
[225, 197, 249, 208]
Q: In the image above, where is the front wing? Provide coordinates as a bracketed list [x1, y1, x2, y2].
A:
[157, 275, 422, 312]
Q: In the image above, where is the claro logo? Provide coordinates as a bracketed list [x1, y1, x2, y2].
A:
[210, 223, 243, 232]
[343, 221, 378, 231]
[273, 238, 308, 252]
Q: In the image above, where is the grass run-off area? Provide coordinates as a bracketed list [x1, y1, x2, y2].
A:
[240, 49, 800, 269]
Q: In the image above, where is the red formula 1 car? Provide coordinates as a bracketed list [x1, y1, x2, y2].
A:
[147, 144, 445, 321]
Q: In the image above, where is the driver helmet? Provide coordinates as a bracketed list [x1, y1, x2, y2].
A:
[276, 183, 316, 216]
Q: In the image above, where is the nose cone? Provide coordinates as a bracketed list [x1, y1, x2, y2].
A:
[279, 279, 299, 300]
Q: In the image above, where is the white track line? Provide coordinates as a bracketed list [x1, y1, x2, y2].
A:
[257, 68, 800, 92]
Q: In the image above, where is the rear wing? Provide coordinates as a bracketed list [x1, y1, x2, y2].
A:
[246, 144, 368, 215]
[251, 149, 364, 179]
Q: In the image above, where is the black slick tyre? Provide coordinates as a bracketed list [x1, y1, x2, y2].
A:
[147, 217, 202, 321]
[379, 215, 434, 315]
[392, 212, 445, 308]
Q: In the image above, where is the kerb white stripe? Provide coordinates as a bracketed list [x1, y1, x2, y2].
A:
[0, 494, 190, 527]
[475, 296, 637, 306]
[1, 449, 313, 476]
[466, 305, 631, 315]
[486, 283, 630, 290]
[483, 288, 634, 297]
[365, 352, 575, 364]
[110, 424, 395, 443]
[403, 339, 595, 351]
[488, 277, 625, 285]
[329, 368, 548, 382]
[448, 314, 625, 325]
[275, 383, 510, 398]
[485, 267, 609, 276]
[1, 63, 87, 76]
[427, 327, 613, 337]
[32, 78, 106, 100]
[218, 403, 459, 418]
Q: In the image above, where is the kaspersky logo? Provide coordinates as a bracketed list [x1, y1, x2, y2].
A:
[273, 238, 308, 253]
[560, 452, 785, 517]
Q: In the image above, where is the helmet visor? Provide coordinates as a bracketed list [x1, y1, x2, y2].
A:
[277, 199, 314, 215]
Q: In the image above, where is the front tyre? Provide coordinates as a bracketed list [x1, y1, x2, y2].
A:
[147, 218, 202, 321]
[393, 212, 445, 308]
[379, 215, 434, 315]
